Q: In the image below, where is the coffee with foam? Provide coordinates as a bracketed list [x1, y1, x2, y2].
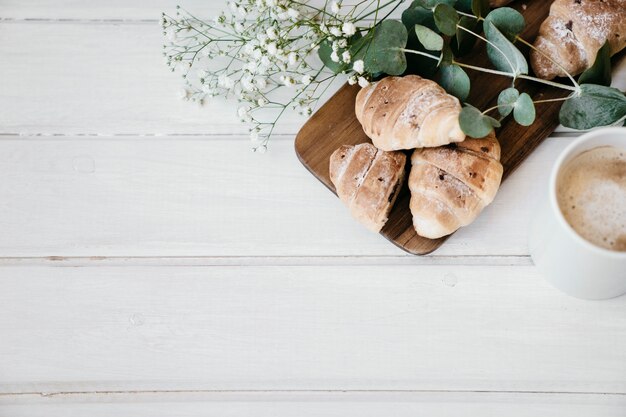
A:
[556, 146, 626, 252]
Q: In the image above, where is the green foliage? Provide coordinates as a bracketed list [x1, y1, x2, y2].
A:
[578, 41, 612, 86]
[471, 0, 489, 18]
[459, 105, 501, 138]
[414, 24, 444, 51]
[513, 93, 535, 126]
[439, 64, 470, 101]
[452, 16, 480, 57]
[433, 3, 459, 36]
[560, 84, 626, 130]
[318, 33, 364, 74]
[402, 1, 438, 32]
[484, 21, 528, 75]
[484, 7, 525, 41]
[497, 87, 519, 117]
[363, 20, 409, 76]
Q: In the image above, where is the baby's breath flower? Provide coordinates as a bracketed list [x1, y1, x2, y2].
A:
[329, 26, 342, 37]
[353, 60, 365, 74]
[342, 22, 356, 37]
[342, 50, 351, 64]
[302, 74, 312, 85]
[358, 76, 370, 88]
[348, 75, 358, 85]
[330, 1, 341, 14]
[330, 51, 340, 63]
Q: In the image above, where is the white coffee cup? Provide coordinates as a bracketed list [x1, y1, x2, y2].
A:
[529, 127, 626, 300]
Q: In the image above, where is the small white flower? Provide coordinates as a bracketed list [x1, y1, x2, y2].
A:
[329, 26, 342, 37]
[218, 74, 234, 89]
[348, 75, 357, 85]
[338, 39, 348, 48]
[342, 22, 356, 37]
[280, 75, 295, 87]
[238, 105, 252, 122]
[257, 97, 268, 106]
[256, 144, 267, 154]
[353, 59, 364, 74]
[202, 84, 213, 94]
[301, 74, 312, 85]
[330, 51, 340, 63]
[266, 27, 278, 40]
[255, 77, 267, 89]
[288, 52, 299, 67]
[266, 42, 278, 55]
[320, 24, 328, 34]
[257, 33, 268, 43]
[177, 88, 188, 99]
[234, 22, 244, 33]
[358, 76, 369, 88]
[287, 8, 299, 19]
[241, 75, 255, 91]
[330, 0, 340, 14]
[237, 6, 247, 17]
[342, 50, 351, 63]
[250, 131, 260, 142]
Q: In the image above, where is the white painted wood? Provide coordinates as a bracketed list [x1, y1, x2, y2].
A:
[0, 135, 570, 257]
[1, 265, 625, 394]
[2, 391, 626, 417]
[1, 22, 623, 136]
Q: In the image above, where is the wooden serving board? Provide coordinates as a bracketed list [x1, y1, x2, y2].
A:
[295, 0, 564, 255]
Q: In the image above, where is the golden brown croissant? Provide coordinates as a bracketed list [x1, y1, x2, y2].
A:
[355, 75, 465, 151]
[531, 0, 626, 80]
[329, 143, 406, 232]
[409, 132, 503, 238]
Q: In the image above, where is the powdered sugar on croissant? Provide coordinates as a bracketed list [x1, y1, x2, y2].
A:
[531, 0, 626, 80]
[355, 75, 465, 151]
[409, 132, 503, 239]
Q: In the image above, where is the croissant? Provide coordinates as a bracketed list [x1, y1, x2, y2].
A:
[531, 0, 626, 80]
[329, 143, 406, 232]
[355, 75, 465, 151]
[409, 132, 503, 239]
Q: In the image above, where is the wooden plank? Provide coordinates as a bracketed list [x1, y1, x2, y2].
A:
[1, 265, 625, 394]
[0, 135, 570, 257]
[1, 391, 625, 417]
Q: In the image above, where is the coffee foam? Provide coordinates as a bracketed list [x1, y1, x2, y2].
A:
[556, 146, 626, 252]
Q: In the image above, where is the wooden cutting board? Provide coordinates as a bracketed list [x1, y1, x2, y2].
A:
[295, 0, 565, 255]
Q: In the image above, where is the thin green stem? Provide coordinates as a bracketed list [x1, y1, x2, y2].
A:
[515, 36, 580, 90]
[453, 61, 512, 77]
[533, 95, 575, 104]
[517, 74, 578, 92]
[399, 48, 441, 62]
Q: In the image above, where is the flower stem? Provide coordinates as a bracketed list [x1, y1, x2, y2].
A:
[517, 74, 578, 92]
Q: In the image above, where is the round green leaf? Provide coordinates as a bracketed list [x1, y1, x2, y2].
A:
[414, 24, 444, 51]
[402, 2, 437, 32]
[559, 84, 626, 130]
[484, 7, 525, 41]
[459, 105, 499, 138]
[433, 3, 459, 36]
[363, 20, 408, 76]
[497, 87, 519, 117]
[484, 21, 528, 75]
[513, 92, 536, 126]
[440, 64, 470, 101]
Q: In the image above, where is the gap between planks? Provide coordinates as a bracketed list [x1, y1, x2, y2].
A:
[0, 255, 533, 267]
[2, 389, 625, 398]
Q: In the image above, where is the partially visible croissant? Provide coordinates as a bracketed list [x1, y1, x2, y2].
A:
[330, 143, 406, 232]
[409, 132, 503, 239]
[355, 75, 465, 151]
[531, 0, 626, 80]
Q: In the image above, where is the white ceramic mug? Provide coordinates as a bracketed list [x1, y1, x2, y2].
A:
[529, 127, 626, 300]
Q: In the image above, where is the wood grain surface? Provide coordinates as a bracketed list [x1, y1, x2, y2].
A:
[295, 0, 564, 255]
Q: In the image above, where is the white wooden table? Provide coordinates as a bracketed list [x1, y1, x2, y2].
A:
[1, 2, 625, 415]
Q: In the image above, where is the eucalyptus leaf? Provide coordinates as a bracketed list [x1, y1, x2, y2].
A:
[452, 16, 480, 57]
[459, 105, 500, 138]
[415, 24, 444, 51]
[513, 93, 536, 126]
[484, 21, 528, 75]
[559, 84, 626, 130]
[363, 20, 408, 76]
[497, 87, 519, 117]
[433, 3, 459, 36]
[578, 41, 612, 86]
[471, 0, 489, 18]
[414, 0, 457, 7]
[484, 7, 525, 41]
[318, 33, 362, 74]
[402, 2, 438, 32]
[439, 64, 470, 101]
